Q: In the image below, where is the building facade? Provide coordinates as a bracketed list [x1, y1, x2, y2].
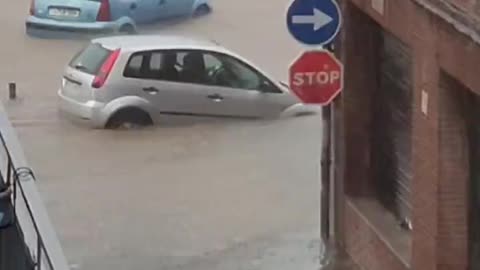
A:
[334, 0, 480, 269]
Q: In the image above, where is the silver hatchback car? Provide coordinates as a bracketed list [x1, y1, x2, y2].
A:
[58, 35, 319, 128]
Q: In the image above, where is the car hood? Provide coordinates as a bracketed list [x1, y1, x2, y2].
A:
[277, 81, 304, 107]
[278, 80, 321, 107]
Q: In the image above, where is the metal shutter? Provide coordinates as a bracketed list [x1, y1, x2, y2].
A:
[470, 94, 480, 268]
[372, 31, 413, 228]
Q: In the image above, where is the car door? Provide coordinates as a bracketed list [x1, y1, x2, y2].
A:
[122, 50, 213, 116]
[162, 0, 195, 17]
[196, 52, 289, 118]
[126, 0, 160, 23]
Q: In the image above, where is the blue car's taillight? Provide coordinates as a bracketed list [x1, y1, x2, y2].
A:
[96, 0, 111, 21]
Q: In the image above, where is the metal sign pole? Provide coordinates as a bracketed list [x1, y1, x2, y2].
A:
[320, 103, 333, 266]
[285, 1, 342, 267]
[319, 43, 336, 267]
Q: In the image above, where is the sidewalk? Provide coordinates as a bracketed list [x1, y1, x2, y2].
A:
[158, 231, 362, 270]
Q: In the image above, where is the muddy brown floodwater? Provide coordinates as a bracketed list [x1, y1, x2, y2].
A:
[0, 1, 323, 269]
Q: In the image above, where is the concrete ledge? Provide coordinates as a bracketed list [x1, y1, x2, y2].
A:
[343, 198, 410, 270]
[0, 103, 70, 270]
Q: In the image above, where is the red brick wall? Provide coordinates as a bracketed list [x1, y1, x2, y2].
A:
[410, 5, 441, 270]
[421, 0, 480, 31]
[344, 201, 408, 270]
[338, 1, 411, 269]
[447, 0, 475, 11]
[437, 18, 480, 95]
[338, 0, 479, 270]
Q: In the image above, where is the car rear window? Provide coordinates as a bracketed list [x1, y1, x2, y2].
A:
[69, 43, 113, 75]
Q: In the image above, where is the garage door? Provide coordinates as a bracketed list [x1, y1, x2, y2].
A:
[469, 94, 480, 268]
[373, 31, 413, 228]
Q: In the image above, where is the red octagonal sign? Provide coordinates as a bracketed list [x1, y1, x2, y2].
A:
[289, 50, 344, 105]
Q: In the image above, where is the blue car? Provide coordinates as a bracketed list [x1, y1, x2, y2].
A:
[26, 0, 211, 34]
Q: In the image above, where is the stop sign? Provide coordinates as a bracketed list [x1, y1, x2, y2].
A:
[289, 50, 343, 105]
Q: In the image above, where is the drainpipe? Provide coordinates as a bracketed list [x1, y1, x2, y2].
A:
[320, 102, 334, 267]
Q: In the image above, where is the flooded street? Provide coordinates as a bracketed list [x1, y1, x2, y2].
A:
[0, 0, 323, 269]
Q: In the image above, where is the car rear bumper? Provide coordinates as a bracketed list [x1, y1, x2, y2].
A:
[26, 16, 120, 34]
[57, 89, 106, 128]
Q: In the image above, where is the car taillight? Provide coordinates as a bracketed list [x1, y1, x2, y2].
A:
[29, 0, 35, 15]
[96, 0, 111, 21]
[92, 49, 120, 89]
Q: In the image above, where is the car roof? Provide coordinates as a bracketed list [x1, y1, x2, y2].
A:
[92, 34, 229, 54]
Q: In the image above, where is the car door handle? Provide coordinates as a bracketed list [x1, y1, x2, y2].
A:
[158, 0, 166, 5]
[207, 94, 223, 102]
[130, 2, 137, 9]
[143, 87, 159, 94]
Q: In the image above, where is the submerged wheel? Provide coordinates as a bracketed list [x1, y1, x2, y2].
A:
[193, 4, 211, 17]
[119, 24, 136, 35]
[105, 108, 153, 129]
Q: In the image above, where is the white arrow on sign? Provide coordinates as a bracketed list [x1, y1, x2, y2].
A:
[292, 8, 333, 31]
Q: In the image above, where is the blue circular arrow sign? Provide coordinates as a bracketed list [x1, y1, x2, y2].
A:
[286, 0, 342, 46]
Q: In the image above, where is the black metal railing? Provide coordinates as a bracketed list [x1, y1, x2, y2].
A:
[0, 132, 54, 270]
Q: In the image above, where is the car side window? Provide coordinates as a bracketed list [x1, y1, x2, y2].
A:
[224, 57, 261, 90]
[124, 54, 144, 78]
[176, 52, 187, 66]
[123, 51, 180, 82]
[204, 53, 222, 70]
[204, 53, 280, 93]
[149, 52, 162, 73]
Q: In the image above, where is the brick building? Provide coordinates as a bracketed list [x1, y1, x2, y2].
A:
[334, 0, 480, 269]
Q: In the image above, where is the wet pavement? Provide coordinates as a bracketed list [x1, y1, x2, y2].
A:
[0, 0, 337, 269]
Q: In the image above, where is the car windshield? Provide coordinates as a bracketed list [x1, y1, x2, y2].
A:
[68, 43, 112, 75]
